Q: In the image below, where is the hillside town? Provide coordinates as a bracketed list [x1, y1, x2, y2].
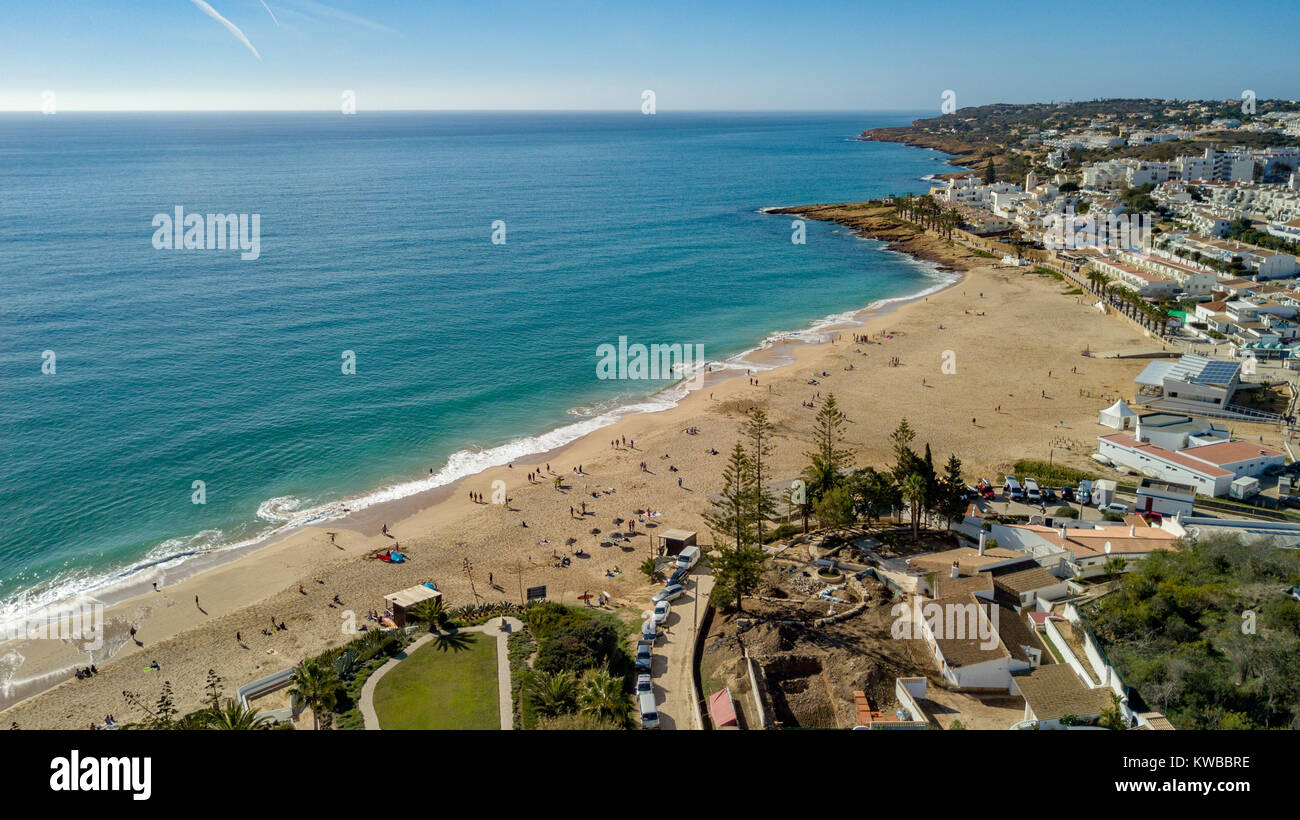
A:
[901, 101, 1300, 366]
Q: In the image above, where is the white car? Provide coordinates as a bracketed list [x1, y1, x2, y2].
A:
[653, 584, 685, 604]
[1103, 502, 1131, 515]
[653, 599, 671, 625]
[636, 673, 653, 694]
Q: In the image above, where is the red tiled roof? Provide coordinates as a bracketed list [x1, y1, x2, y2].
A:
[1179, 439, 1284, 466]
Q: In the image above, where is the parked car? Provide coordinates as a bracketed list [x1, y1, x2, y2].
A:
[667, 566, 690, 586]
[640, 617, 660, 640]
[636, 673, 653, 694]
[1061, 486, 1076, 502]
[1024, 478, 1041, 504]
[1004, 476, 1024, 501]
[1141, 511, 1163, 524]
[675, 545, 701, 571]
[652, 600, 671, 625]
[635, 640, 653, 671]
[977, 478, 996, 500]
[1041, 487, 1058, 503]
[1103, 502, 1131, 515]
[653, 584, 685, 604]
[639, 690, 660, 729]
[1077, 480, 1094, 506]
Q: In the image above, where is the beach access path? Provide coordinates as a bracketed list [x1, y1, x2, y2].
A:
[360, 616, 520, 731]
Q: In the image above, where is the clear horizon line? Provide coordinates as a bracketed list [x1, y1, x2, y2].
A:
[0, 106, 931, 114]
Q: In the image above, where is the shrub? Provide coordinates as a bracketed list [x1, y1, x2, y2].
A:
[1013, 459, 1097, 486]
[1052, 506, 1079, 519]
[534, 621, 620, 675]
[765, 522, 802, 543]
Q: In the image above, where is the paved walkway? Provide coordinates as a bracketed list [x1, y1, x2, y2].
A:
[359, 616, 523, 731]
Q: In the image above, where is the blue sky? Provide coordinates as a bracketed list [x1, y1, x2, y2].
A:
[2, 0, 1298, 111]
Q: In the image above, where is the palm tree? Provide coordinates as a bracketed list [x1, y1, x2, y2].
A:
[199, 698, 274, 730]
[578, 670, 634, 729]
[412, 598, 451, 632]
[528, 670, 578, 718]
[639, 557, 659, 582]
[901, 473, 927, 543]
[289, 657, 339, 731]
[801, 455, 840, 507]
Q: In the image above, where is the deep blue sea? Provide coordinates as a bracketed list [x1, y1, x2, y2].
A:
[0, 110, 948, 619]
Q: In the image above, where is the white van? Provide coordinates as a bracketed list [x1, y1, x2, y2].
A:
[1004, 476, 1024, 501]
[675, 545, 701, 572]
[639, 691, 660, 729]
[1024, 478, 1041, 504]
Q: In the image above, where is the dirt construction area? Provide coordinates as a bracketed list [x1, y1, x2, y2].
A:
[699, 554, 936, 729]
[698, 529, 1029, 730]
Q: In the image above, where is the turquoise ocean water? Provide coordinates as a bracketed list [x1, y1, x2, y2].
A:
[0, 111, 950, 620]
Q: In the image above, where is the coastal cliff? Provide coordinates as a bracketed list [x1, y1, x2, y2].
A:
[767, 202, 986, 271]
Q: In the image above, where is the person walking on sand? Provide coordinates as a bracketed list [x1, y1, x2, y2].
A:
[236, 631, 241, 644]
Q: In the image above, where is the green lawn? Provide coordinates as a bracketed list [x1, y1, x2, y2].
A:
[373, 632, 500, 730]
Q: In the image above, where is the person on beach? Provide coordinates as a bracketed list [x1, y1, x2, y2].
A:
[236, 631, 241, 644]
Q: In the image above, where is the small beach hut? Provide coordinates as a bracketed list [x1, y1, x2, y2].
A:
[384, 584, 443, 628]
[1097, 399, 1138, 430]
[655, 529, 697, 556]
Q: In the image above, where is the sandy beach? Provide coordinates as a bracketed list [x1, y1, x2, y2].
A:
[2, 208, 1173, 728]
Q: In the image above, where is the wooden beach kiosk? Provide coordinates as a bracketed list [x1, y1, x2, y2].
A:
[655, 528, 697, 556]
[384, 584, 443, 628]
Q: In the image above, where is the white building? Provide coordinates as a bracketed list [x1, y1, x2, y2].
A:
[1134, 477, 1196, 517]
[1097, 434, 1284, 497]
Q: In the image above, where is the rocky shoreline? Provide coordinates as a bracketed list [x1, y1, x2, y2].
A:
[766, 202, 987, 271]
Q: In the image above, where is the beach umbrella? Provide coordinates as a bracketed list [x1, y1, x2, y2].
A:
[590, 528, 601, 535]
[565, 537, 577, 546]
[613, 517, 624, 525]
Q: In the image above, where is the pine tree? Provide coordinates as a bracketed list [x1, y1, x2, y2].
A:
[984, 157, 996, 184]
[889, 418, 919, 485]
[744, 407, 778, 543]
[805, 392, 853, 489]
[937, 453, 967, 527]
[704, 442, 758, 551]
[710, 541, 767, 613]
